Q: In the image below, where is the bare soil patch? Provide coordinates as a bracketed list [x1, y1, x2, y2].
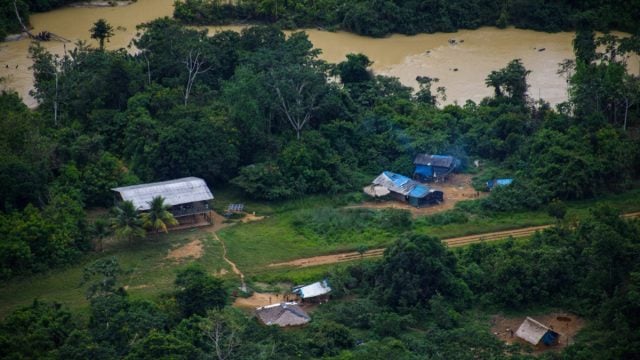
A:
[491, 312, 585, 353]
[233, 292, 285, 309]
[240, 213, 266, 223]
[350, 174, 484, 217]
[166, 239, 204, 261]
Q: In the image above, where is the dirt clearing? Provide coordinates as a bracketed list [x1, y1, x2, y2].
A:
[166, 239, 204, 261]
[234, 292, 284, 309]
[350, 174, 484, 216]
[491, 312, 585, 353]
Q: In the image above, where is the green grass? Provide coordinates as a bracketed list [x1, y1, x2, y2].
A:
[219, 208, 403, 276]
[0, 228, 231, 318]
[3, 187, 640, 318]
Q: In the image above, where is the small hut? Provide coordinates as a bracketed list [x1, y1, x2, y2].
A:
[516, 317, 560, 346]
[413, 154, 460, 182]
[255, 302, 310, 327]
[292, 279, 332, 303]
[112, 177, 214, 227]
[366, 171, 443, 207]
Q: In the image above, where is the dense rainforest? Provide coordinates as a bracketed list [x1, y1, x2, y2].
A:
[173, 0, 640, 37]
[0, 3, 640, 358]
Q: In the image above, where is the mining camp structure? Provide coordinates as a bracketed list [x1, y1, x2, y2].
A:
[413, 154, 460, 182]
[112, 177, 214, 227]
[364, 171, 444, 208]
[516, 317, 560, 347]
[255, 302, 310, 327]
[292, 279, 332, 303]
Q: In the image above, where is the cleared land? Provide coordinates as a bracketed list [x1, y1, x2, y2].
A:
[1, 185, 640, 318]
[491, 312, 585, 353]
[349, 173, 484, 216]
[267, 212, 640, 268]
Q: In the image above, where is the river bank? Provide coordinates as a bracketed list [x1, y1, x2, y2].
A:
[0, 0, 638, 109]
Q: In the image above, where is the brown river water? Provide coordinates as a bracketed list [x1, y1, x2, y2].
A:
[0, 0, 638, 108]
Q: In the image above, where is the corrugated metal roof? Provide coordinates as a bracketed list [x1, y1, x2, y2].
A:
[372, 171, 433, 199]
[414, 154, 458, 168]
[112, 177, 213, 211]
[516, 317, 557, 345]
[293, 280, 332, 299]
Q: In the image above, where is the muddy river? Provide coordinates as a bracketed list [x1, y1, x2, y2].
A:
[1, 0, 638, 108]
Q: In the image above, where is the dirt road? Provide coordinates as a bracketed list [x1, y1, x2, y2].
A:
[267, 211, 640, 268]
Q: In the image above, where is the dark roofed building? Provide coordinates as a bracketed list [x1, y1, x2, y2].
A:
[255, 302, 310, 327]
[112, 177, 214, 227]
[413, 154, 460, 182]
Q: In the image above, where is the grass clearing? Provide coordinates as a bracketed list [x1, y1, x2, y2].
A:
[219, 207, 408, 276]
[3, 187, 640, 317]
[0, 228, 230, 318]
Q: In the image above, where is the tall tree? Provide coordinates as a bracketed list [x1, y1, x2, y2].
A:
[90, 18, 114, 51]
[140, 196, 177, 233]
[485, 59, 531, 104]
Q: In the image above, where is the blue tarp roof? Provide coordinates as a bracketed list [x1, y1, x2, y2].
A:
[380, 171, 431, 198]
[409, 185, 429, 198]
[414, 164, 433, 177]
[487, 178, 514, 189]
[383, 171, 410, 188]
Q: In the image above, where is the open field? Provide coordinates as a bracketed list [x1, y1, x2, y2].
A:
[0, 228, 232, 318]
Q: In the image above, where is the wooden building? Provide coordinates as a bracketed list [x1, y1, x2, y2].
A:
[112, 177, 214, 227]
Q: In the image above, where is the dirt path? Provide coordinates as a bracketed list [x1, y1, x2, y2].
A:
[209, 231, 247, 291]
[268, 212, 640, 268]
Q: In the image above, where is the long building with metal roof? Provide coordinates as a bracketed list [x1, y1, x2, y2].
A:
[112, 177, 214, 225]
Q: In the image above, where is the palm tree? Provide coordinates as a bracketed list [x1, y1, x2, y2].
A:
[92, 218, 112, 252]
[141, 196, 178, 234]
[111, 200, 145, 242]
[90, 18, 114, 51]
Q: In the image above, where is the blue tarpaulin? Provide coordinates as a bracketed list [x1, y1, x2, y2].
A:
[414, 165, 433, 178]
[409, 185, 429, 198]
[487, 178, 513, 189]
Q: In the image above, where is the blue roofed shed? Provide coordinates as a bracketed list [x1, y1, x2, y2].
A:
[413, 154, 460, 182]
[365, 171, 444, 207]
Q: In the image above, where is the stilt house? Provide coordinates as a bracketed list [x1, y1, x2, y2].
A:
[112, 177, 214, 227]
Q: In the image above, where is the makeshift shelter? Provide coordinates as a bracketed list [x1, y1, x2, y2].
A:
[255, 302, 310, 327]
[487, 178, 514, 190]
[413, 154, 460, 182]
[367, 171, 444, 207]
[112, 177, 214, 226]
[516, 317, 560, 346]
[292, 279, 332, 303]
